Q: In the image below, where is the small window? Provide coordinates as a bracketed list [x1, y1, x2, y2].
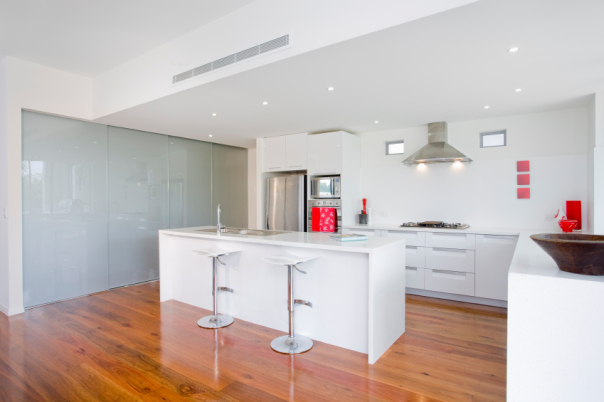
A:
[386, 140, 405, 155]
[480, 130, 506, 148]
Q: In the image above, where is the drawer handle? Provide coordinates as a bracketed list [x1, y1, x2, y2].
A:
[405, 266, 418, 271]
[268, 167, 281, 169]
[406, 246, 417, 250]
[289, 165, 303, 168]
[391, 231, 417, 235]
[432, 247, 466, 253]
[432, 269, 466, 277]
[484, 235, 515, 239]
[433, 233, 465, 237]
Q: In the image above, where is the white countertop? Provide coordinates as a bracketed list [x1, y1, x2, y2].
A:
[159, 226, 404, 254]
[344, 223, 521, 236]
[509, 230, 604, 284]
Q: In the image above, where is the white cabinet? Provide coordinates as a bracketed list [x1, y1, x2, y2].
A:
[426, 247, 475, 273]
[405, 267, 425, 289]
[263, 136, 286, 171]
[426, 232, 475, 250]
[343, 228, 379, 236]
[307, 132, 343, 175]
[475, 234, 518, 301]
[405, 246, 425, 268]
[384, 230, 426, 247]
[425, 269, 475, 296]
[285, 133, 307, 170]
[263, 133, 308, 172]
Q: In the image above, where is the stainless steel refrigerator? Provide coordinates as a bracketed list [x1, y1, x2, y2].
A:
[266, 174, 306, 231]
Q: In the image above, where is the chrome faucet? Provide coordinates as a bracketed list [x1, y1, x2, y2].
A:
[217, 204, 226, 233]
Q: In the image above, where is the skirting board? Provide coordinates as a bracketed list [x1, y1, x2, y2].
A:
[0, 303, 25, 316]
[406, 288, 508, 308]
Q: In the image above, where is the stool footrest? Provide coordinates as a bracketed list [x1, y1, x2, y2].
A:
[294, 299, 313, 308]
[217, 287, 234, 293]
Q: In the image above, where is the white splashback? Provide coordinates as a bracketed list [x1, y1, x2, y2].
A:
[360, 107, 590, 230]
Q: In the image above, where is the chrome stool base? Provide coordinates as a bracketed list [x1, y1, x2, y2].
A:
[271, 334, 313, 354]
[197, 314, 234, 329]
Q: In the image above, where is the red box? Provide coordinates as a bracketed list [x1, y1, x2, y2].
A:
[517, 174, 530, 185]
[517, 160, 530, 172]
[566, 200, 582, 230]
[517, 188, 530, 199]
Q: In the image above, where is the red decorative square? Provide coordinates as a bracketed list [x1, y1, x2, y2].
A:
[517, 188, 530, 199]
[517, 160, 530, 172]
[517, 174, 530, 185]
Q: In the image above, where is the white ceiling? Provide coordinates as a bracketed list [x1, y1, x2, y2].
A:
[0, 0, 256, 76]
[95, 0, 604, 148]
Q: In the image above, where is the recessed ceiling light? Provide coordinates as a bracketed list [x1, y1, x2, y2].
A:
[374, 120, 379, 124]
[212, 113, 217, 116]
[484, 105, 490, 109]
[209, 134, 213, 138]
[93, 141, 97, 144]
[262, 101, 268, 105]
[515, 88, 522, 92]
[327, 87, 334, 91]
[508, 47, 519, 53]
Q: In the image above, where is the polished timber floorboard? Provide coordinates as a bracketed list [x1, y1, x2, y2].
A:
[0, 282, 507, 401]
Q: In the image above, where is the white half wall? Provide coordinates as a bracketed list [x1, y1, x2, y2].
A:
[360, 107, 590, 230]
[0, 57, 92, 315]
[247, 147, 257, 229]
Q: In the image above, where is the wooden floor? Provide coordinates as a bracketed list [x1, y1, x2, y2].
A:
[0, 282, 507, 401]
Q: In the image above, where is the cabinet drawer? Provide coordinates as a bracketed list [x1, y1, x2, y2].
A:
[346, 228, 378, 236]
[405, 267, 425, 289]
[425, 269, 475, 296]
[426, 248, 475, 273]
[385, 230, 426, 247]
[426, 232, 475, 250]
[405, 246, 425, 268]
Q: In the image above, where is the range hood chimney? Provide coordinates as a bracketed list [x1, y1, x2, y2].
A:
[403, 122, 472, 166]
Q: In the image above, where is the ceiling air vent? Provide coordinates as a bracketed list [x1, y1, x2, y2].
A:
[173, 34, 290, 84]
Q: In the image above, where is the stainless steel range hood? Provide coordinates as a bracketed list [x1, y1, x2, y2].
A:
[403, 122, 472, 166]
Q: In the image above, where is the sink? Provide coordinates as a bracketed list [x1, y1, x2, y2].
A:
[196, 227, 285, 236]
[530, 233, 604, 275]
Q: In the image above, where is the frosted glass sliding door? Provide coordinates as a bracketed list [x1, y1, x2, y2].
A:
[22, 111, 108, 307]
[107, 127, 169, 288]
[168, 137, 212, 228]
[211, 143, 248, 227]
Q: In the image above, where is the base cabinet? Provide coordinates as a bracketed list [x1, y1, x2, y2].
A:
[475, 234, 519, 301]
[425, 269, 475, 296]
[405, 267, 425, 289]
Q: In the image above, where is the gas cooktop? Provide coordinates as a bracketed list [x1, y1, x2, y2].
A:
[401, 221, 470, 230]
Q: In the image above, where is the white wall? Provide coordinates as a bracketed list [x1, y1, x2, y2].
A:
[360, 107, 590, 230]
[91, 0, 475, 119]
[0, 58, 9, 314]
[592, 89, 604, 234]
[247, 148, 257, 229]
[0, 57, 92, 315]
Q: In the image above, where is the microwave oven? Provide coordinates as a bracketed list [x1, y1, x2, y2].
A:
[310, 176, 341, 199]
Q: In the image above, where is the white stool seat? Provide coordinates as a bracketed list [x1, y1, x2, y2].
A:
[262, 254, 319, 266]
[192, 248, 240, 258]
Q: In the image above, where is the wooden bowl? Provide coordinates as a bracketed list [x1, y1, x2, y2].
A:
[531, 233, 604, 275]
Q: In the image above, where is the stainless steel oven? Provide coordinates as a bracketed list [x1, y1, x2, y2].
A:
[307, 199, 342, 233]
[310, 175, 341, 199]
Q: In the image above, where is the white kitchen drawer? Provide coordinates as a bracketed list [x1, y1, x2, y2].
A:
[425, 269, 475, 296]
[426, 232, 475, 250]
[405, 246, 425, 268]
[426, 247, 475, 273]
[405, 267, 425, 289]
[345, 228, 378, 236]
[384, 230, 426, 247]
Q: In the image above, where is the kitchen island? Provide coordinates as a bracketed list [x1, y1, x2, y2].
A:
[159, 227, 406, 363]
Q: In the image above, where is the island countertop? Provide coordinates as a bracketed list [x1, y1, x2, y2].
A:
[159, 226, 405, 254]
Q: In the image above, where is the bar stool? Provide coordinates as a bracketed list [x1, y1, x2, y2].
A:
[262, 254, 318, 354]
[192, 248, 240, 329]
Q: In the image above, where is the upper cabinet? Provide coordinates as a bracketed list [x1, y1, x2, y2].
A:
[285, 133, 308, 170]
[263, 133, 307, 172]
[307, 132, 343, 175]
